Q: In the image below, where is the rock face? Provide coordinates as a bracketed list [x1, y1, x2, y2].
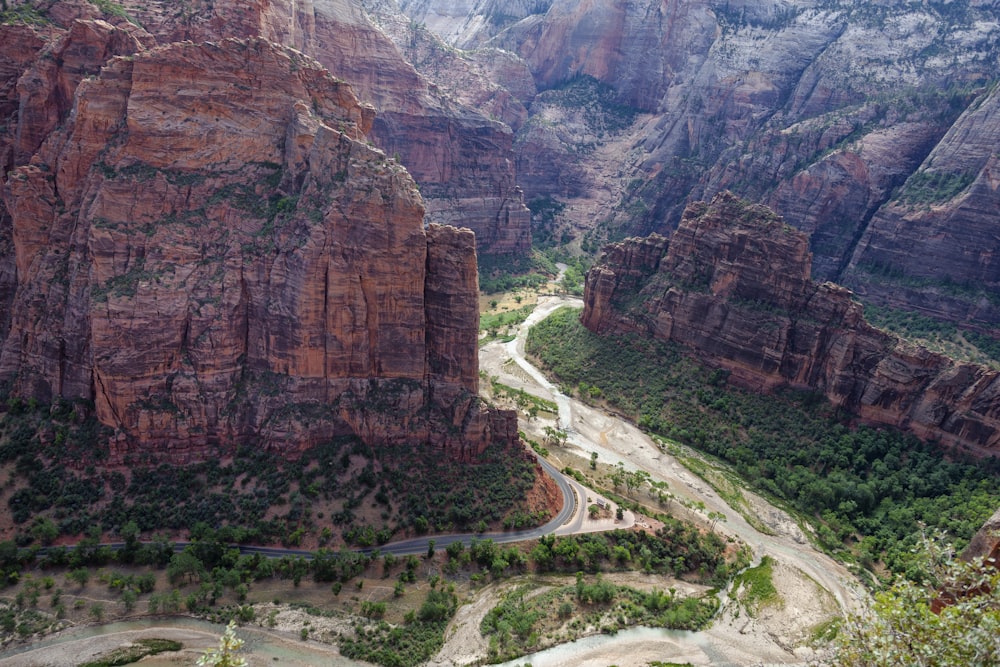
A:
[583, 193, 1000, 457]
[404, 0, 1000, 325]
[118, 0, 531, 256]
[840, 84, 1000, 327]
[0, 31, 514, 462]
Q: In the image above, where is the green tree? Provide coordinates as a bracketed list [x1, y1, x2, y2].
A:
[833, 534, 1000, 666]
[67, 568, 89, 588]
[31, 518, 59, 546]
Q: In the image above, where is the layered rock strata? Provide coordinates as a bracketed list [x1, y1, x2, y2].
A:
[402, 0, 1000, 323]
[583, 193, 1000, 457]
[118, 0, 531, 255]
[0, 35, 515, 462]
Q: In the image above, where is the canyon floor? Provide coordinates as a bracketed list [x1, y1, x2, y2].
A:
[0, 293, 863, 667]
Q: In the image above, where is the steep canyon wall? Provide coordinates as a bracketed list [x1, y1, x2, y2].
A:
[0, 9, 516, 461]
[583, 193, 1000, 457]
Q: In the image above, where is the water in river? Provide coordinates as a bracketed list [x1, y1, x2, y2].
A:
[0, 618, 754, 667]
[0, 616, 365, 666]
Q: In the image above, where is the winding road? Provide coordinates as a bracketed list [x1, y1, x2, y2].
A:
[480, 294, 865, 617]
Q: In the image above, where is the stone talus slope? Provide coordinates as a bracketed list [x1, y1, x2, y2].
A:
[0, 36, 513, 461]
[583, 193, 1000, 457]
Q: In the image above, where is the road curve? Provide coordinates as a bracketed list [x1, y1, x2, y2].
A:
[480, 295, 866, 616]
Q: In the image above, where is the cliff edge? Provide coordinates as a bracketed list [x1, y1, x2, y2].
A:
[0, 33, 515, 462]
[582, 192, 1000, 457]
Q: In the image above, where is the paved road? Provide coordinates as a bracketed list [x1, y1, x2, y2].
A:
[480, 294, 866, 616]
[48, 451, 588, 561]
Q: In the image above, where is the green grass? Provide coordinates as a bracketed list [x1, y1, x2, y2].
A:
[729, 556, 779, 617]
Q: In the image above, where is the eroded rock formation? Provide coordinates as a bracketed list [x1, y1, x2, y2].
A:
[119, 0, 531, 256]
[404, 0, 1000, 325]
[0, 32, 514, 462]
[583, 193, 1000, 457]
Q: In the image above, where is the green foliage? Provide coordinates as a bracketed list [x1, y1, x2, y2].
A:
[526, 308, 1000, 575]
[79, 639, 183, 667]
[0, 3, 48, 24]
[529, 527, 731, 585]
[832, 533, 1000, 666]
[0, 403, 543, 545]
[478, 253, 553, 294]
[527, 196, 567, 249]
[340, 587, 457, 667]
[542, 75, 640, 135]
[894, 169, 976, 206]
[490, 380, 558, 415]
[729, 556, 779, 617]
[481, 576, 717, 663]
[480, 304, 536, 343]
[865, 304, 1000, 367]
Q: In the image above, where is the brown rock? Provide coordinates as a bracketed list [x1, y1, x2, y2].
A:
[121, 0, 531, 256]
[0, 36, 514, 461]
[14, 18, 151, 163]
[583, 192, 1000, 457]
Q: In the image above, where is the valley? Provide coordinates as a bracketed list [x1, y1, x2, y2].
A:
[1, 0, 999, 664]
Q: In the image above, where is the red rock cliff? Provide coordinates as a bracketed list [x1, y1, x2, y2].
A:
[117, 0, 531, 256]
[583, 192, 1000, 457]
[0, 35, 514, 462]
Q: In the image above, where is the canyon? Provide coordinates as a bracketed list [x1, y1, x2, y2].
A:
[582, 192, 1000, 457]
[402, 0, 1000, 329]
[3, 0, 998, 460]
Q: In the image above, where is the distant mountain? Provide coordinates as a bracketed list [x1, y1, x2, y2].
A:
[400, 0, 1000, 328]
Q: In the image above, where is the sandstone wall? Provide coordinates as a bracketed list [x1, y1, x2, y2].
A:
[583, 193, 1000, 457]
[0, 27, 514, 461]
[119, 0, 531, 256]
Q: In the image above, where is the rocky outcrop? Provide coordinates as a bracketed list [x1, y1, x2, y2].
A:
[117, 0, 531, 256]
[407, 0, 1000, 324]
[583, 193, 1000, 457]
[0, 36, 514, 462]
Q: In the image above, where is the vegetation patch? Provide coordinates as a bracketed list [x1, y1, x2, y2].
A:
[894, 169, 976, 206]
[0, 3, 48, 24]
[481, 577, 718, 663]
[525, 307, 1000, 577]
[79, 638, 183, 667]
[339, 586, 457, 667]
[865, 303, 1000, 367]
[0, 399, 546, 547]
[478, 252, 555, 294]
[488, 379, 558, 420]
[481, 304, 536, 345]
[729, 556, 780, 617]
